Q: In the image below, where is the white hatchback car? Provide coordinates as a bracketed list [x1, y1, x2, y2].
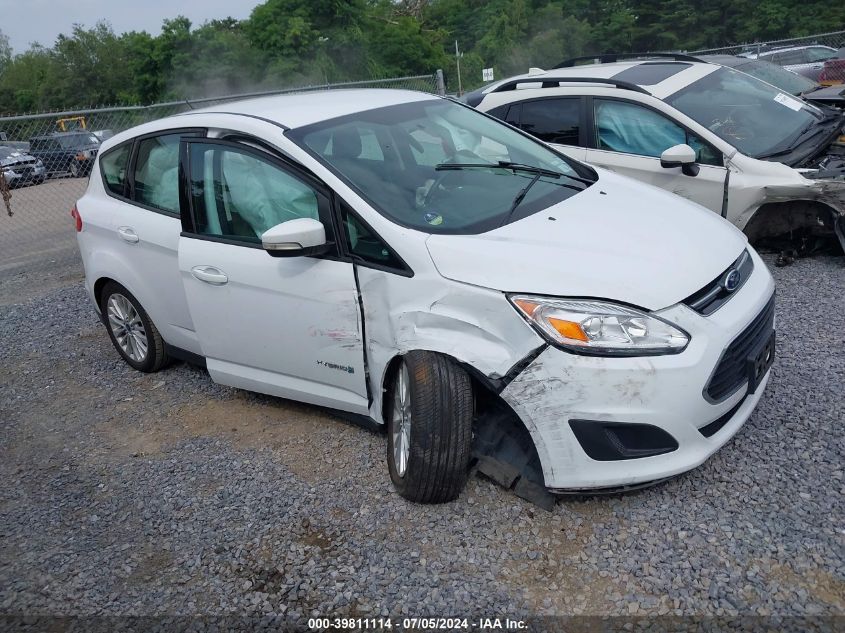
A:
[466, 56, 845, 254]
[74, 90, 775, 503]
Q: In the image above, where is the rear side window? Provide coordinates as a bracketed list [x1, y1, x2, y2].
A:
[516, 98, 581, 145]
[100, 144, 131, 198]
[133, 134, 183, 214]
[770, 50, 804, 65]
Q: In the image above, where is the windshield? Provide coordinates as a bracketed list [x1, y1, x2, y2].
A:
[0, 147, 20, 160]
[57, 134, 99, 148]
[288, 99, 593, 234]
[733, 60, 818, 95]
[665, 66, 821, 158]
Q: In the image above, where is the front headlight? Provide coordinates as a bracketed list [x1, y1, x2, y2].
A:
[36, 159, 44, 167]
[510, 295, 689, 356]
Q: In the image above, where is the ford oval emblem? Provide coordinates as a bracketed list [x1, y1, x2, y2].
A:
[723, 269, 741, 292]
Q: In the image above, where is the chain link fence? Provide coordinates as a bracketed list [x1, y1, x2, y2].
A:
[688, 29, 845, 58]
[0, 72, 443, 275]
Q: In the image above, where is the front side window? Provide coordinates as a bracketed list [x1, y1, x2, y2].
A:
[289, 99, 594, 235]
[516, 98, 581, 145]
[134, 134, 183, 213]
[665, 66, 821, 158]
[188, 143, 325, 244]
[594, 99, 721, 166]
[100, 144, 131, 198]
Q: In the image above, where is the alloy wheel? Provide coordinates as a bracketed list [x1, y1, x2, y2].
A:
[391, 363, 412, 478]
[106, 293, 148, 362]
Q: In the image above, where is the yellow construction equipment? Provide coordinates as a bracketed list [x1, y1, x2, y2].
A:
[56, 116, 87, 132]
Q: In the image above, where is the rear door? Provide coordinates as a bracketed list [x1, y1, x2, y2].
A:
[584, 97, 727, 213]
[98, 129, 203, 351]
[177, 139, 369, 413]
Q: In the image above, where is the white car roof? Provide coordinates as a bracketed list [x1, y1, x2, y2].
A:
[191, 88, 438, 129]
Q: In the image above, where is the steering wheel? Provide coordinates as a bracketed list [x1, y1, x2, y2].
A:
[421, 149, 485, 208]
[709, 110, 754, 142]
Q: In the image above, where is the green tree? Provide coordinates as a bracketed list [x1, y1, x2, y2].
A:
[0, 29, 11, 74]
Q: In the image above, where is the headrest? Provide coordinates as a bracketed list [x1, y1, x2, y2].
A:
[331, 127, 362, 160]
[145, 143, 177, 173]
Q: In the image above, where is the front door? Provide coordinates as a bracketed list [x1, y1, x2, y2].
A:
[177, 139, 369, 413]
[585, 98, 728, 214]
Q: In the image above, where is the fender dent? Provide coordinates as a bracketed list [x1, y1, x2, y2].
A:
[355, 267, 542, 424]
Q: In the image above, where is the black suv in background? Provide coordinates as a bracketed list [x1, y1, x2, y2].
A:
[28, 132, 101, 178]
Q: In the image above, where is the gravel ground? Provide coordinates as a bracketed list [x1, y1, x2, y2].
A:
[0, 252, 843, 628]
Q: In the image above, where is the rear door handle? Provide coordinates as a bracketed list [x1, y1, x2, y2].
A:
[191, 265, 228, 286]
[117, 226, 139, 243]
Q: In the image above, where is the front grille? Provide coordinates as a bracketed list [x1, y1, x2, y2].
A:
[705, 295, 775, 402]
[684, 250, 754, 316]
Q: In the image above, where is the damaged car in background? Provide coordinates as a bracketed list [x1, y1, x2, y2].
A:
[0, 146, 46, 187]
[467, 54, 845, 263]
[74, 91, 776, 507]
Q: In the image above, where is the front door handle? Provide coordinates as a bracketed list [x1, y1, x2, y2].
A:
[191, 265, 228, 286]
[117, 226, 139, 244]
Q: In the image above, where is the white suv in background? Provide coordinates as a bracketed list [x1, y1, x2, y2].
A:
[466, 55, 845, 255]
[73, 90, 775, 504]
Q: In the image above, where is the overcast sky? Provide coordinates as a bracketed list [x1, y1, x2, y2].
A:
[0, 0, 261, 53]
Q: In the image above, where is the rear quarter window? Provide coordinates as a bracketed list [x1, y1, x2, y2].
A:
[100, 144, 131, 198]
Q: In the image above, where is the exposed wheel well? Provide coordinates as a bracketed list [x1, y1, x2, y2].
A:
[93, 277, 116, 309]
[381, 351, 509, 424]
[381, 350, 548, 496]
[744, 200, 838, 243]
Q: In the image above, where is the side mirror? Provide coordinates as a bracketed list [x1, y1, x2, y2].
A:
[261, 218, 329, 258]
[660, 144, 699, 177]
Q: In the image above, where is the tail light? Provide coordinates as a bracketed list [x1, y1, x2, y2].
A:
[71, 204, 82, 232]
[819, 59, 845, 84]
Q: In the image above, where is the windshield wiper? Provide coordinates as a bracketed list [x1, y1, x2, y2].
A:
[435, 160, 593, 185]
[758, 115, 841, 159]
[496, 172, 543, 229]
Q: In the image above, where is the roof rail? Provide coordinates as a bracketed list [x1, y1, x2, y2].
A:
[487, 76, 652, 96]
[553, 52, 704, 68]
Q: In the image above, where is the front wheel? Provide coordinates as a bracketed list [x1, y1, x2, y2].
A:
[387, 351, 473, 503]
[69, 161, 81, 177]
[100, 281, 169, 372]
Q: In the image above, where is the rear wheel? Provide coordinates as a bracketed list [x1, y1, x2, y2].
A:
[387, 351, 473, 503]
[100, 281, 168, 372]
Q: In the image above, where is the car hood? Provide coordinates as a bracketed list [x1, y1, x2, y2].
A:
[425, 170, 747, 311]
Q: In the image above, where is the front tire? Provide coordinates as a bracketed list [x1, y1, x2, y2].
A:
[69, 161, 81, 178]
[100, 281, 169, 372]
[387, 351, 473, 503]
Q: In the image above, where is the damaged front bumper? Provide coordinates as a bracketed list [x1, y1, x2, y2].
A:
[801, 141, 845, 251]
[498, 248, 776, 491]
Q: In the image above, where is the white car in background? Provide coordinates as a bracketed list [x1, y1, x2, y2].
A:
[466, 54, 845, 255]
[73, 90, 775, 504]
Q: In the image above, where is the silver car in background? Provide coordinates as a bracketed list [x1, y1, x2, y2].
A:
[741, 45, 839, 81]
